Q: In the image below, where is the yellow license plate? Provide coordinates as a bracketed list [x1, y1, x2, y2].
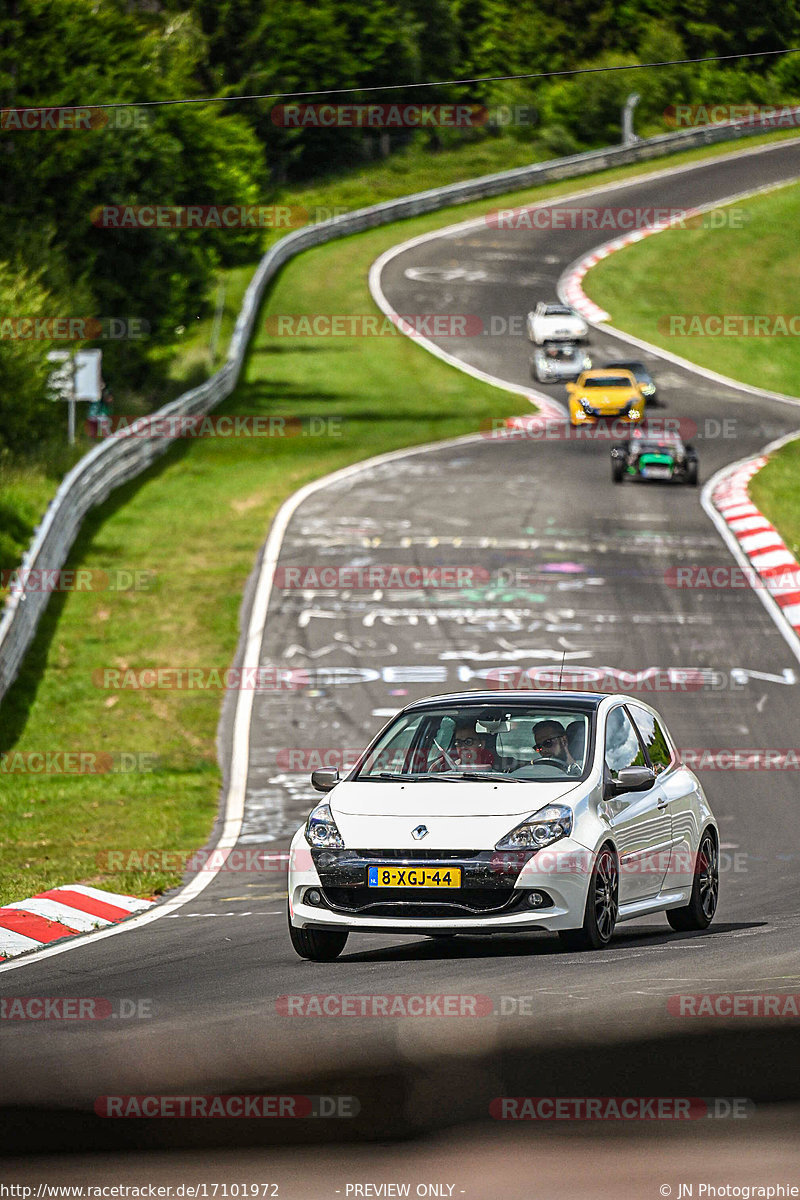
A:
[367, 866, 462, 888]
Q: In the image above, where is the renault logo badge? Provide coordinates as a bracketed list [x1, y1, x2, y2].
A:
[412, 824, 428, 840]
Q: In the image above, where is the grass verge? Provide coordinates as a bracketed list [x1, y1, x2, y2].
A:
[2, 130, 800, 907]
[584, 180, 800, 395]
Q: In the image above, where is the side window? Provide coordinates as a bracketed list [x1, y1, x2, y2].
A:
[604, 706, 646, 778]
[628, 704, 673, 775]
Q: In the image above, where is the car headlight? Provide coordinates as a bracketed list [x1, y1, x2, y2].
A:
[579, 396, 592, 411]
[495, 805, 573, 851]
[583, 357, 592, 370]
[305, 802, 345, 848]
[640, 383, 655, 395]
[627, 406, 641, 419]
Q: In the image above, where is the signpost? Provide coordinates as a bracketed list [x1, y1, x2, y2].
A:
[46, 349, 103, 444]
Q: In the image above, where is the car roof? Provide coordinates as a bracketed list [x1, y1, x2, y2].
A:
[402, 690, 606, 712]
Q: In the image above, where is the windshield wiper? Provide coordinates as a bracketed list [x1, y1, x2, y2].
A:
[365, 772, 429, 781]
[432, 770, 520, 783]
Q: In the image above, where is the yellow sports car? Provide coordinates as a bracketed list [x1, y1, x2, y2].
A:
[566, 368, 646, 427]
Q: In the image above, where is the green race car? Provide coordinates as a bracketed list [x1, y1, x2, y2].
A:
[611, 433, 698, 486]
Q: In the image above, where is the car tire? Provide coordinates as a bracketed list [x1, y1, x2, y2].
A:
[612, 461, 624, 483]
[558, 844, 618, 951]
[686, 460, 698, 487]
[666, 829, 719, 932]
[288, 909, 349, 961]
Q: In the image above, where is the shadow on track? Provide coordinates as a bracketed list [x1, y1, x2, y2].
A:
[335, 920, 764, 964]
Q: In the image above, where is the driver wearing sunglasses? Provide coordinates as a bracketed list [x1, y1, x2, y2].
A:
[429, 721, 496, 771]
[532, 720, 582, 775]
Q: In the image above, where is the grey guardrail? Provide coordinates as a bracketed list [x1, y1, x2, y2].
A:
[0, 111, 791, 704]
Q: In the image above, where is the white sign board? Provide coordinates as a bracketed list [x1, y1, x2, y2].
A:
[46, 349, 103, 402]
[45, 349, 104, 444]
[73, 349, 103, 401]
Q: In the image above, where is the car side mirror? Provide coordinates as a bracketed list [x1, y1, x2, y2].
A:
[311, 768, 339, 793]
[606, 766, 655, 797]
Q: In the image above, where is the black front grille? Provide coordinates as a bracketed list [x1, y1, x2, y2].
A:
[354, 849, 481, 860]
[321, 885, 519, 918]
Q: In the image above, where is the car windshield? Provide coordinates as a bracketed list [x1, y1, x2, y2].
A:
[354, 705, 594, 782]
[544, 345, 577, 360]
[544, 305, 573, 316]
[583, 376, 632, 388]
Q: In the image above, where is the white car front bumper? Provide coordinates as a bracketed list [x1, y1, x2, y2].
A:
[287, 828, 595, 934]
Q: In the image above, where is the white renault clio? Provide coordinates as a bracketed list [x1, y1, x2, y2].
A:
[287, 691, 719, 960]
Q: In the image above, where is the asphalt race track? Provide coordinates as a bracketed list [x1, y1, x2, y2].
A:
[4, 137, 800, 1174]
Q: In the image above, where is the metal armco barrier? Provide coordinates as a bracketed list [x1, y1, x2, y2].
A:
[0, 112, 794, 705]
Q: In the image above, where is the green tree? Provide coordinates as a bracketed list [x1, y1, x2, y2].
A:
[0, 263, 63, 455]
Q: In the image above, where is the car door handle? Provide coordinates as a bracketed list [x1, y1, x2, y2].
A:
[657, 799, 669, 810]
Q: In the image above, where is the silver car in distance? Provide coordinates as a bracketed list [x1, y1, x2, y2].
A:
[532, 340, 592, 383]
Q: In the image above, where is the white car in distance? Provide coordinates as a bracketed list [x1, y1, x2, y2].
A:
[527, 302, 589, 345]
